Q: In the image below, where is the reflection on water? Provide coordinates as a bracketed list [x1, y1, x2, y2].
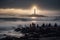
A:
[31, 17, 36, 19]
[31, 17, 37, 23]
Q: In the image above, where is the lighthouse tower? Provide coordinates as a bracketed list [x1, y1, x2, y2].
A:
[34, 9, 36, 15]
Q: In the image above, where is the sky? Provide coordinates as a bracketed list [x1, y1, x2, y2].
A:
[0, 0, 60, 16]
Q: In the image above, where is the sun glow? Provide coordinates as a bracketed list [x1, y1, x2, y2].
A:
[0, 6, 40, 15]
[32, 6, 37, 10]
[31, 6, 38, 14]
[0, 5, 59, 16]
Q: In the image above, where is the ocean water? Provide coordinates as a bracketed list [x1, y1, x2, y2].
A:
[0, 16, 60, 39]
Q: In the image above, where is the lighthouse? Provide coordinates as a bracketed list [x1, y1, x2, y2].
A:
[32, 6, 37, 15]
[34, 8, 36, 15]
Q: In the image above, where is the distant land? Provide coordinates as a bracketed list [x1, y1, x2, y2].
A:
[19, 14, 47, 17]
[0, 13, 47, 18]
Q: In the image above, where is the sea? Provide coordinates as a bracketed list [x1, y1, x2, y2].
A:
[0, 16, 60, 39]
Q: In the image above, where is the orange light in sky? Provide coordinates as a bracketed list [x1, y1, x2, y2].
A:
[0, 5, 59, 16]
[31, 6, 38, 14]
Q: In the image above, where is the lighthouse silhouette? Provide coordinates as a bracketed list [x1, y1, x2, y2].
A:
[32, 6, 37, 15]
[34, 9, 36, 15]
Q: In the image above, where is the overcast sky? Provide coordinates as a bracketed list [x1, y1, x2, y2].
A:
[0, 0, 60, 10]
[0, 0, 60, 16]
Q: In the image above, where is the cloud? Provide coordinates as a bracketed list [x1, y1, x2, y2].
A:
[0, 8, 60, 16]
[0, 8, 31, 14]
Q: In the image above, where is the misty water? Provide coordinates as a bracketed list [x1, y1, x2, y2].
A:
[0, 16, 60, 39]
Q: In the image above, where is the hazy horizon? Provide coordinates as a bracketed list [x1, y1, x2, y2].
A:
[0, 0, 60, 16]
